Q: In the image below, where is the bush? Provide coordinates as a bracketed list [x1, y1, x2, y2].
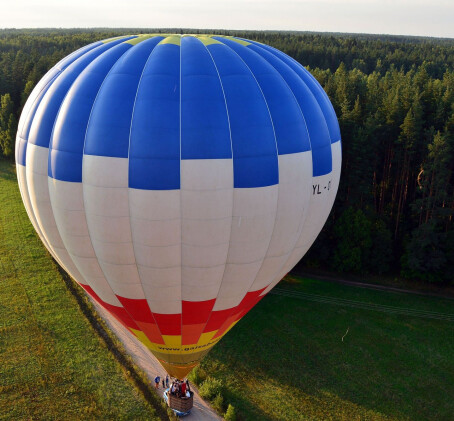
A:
[199, 377, 224, 400]
[188, 365, 207, 385]
[401, 222, 454, 283]
[212, 392, 224, 413]
[225, 404, 236, 421]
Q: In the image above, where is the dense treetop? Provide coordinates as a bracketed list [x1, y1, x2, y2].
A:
[1, 29, 453, 284]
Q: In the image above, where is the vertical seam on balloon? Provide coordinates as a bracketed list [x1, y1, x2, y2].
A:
[269, 43, 341, 144]
[23, 40, 103, 142]
[35, 46, 113, 278]
[18, 154, 58, 266]
[17, 70, 64, 255]
[23, 41, 111, 145]
[258, 41, 335, 148]
[20, 71, 61, 149]
[238, 41, 313, 291]
[19, 154, 54, 254]
[126, 37, 167, 341]
[80, 42, 140, 311]
[25, 74, 69, 260]
[242, 40, 314, 294]
[240, 41, 313, 151]
[218, 40, 281, 300]
[196, 37, 235, 339]
[21, 47, 104, 275]
[179, 34, 184, 358]
[244, 40, 328, 295]
[30, 40, 131, 268]
[54, 42, 103, 72]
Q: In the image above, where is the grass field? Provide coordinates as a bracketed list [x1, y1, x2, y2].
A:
[0, 160, 163, 420]
[3, 159, 454, 421]
[199, 276, 454, 420]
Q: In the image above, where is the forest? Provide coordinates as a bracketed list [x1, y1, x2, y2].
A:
[1, 28, 453, 284]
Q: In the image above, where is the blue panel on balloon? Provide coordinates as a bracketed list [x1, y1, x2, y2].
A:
[245, 41, 332, 177]
[29, 37, 135, 149]
[83, 37, 163, 159]
[181, 37, 231, 160]
[129, 157, 180, 190]
[55, 41, 104, 71]
[215, 37, 310, 156]
[49, 149, 83, 182]
[248, 39, 341, 144]
[16, 138, 28, 167]
[48, 44, 146, 182]
[234, 155, 279, 189]
[19, 40, 118, 143]
[18, 70, 61, 142]
[49, 39, 154, 181]
[299, 66, 341, 144]
[18, 41, 102, 156]
[207, 43, 278, 188]
[129, 42, 180, 190]
[19, 42, 103, 146]
[16, 72, 61, 166]
[312, 143, 333, 179]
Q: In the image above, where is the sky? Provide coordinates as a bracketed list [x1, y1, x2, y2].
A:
[0, 0, 452, 39]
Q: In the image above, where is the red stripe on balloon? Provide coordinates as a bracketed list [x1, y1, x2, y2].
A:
[115, 296, 166, 344]
[114, 296, 182, 336]
[182, 299, 216, 345]
[235, 288, 266, 321]
[80, 284, 140, 330]
[212, 287, 267, 339]
[111, 289, 266, 341]
[135, 321, 165, 344]
[153, 313, 182, 336]
[182, 323, 206, 345]
[213, 312, 238, 339]
[182, 299, 216, 324]
[203, 308, 231, 333]
[116, 295, 155, 323]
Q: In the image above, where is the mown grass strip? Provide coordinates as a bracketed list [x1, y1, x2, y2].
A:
[0, 160, 169, 420]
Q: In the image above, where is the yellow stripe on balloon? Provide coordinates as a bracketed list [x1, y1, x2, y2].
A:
[160, 35, 181, 46]
[197, 36, 223, 46]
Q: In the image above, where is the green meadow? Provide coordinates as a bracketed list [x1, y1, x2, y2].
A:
[198, 276, 454, 420]
[2, 158, 454, 421]
[0, 160, 163, 420]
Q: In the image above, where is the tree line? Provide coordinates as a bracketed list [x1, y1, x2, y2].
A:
[1, 29, 453, 284]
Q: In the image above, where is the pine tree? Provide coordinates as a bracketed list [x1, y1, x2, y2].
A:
[0, 94, 16, 158]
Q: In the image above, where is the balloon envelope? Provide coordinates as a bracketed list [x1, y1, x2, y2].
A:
[16, 34, 341, 379]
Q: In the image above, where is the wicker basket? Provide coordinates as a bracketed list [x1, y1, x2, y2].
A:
[168, 392, 194, 412]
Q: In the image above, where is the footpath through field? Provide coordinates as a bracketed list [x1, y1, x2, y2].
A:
[91, 300, 222, 421]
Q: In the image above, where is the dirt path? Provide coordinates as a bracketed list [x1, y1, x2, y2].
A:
[91, 300, 222, 421]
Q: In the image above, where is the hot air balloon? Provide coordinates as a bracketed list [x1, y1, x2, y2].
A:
[15, 34, 341, 380]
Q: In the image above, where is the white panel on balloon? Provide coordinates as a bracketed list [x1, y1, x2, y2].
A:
[251, 151, 312, 291]
[83, 155, 145, 301]
[181, 159, 233, 302]
[129, 188, 182, 310]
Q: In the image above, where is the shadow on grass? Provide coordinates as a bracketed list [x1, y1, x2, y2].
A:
[0, 160, 17, 181]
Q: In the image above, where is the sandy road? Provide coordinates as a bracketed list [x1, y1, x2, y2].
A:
[91, 300, 222, 421]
